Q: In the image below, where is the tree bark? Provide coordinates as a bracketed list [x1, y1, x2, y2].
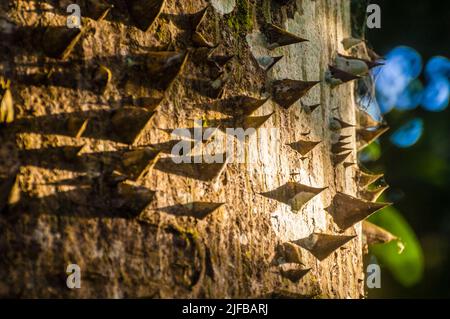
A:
[0, 0, 364, 298]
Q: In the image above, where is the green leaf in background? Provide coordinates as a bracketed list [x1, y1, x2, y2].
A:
[368, 206, 424, 287]
[359, 141, 382, 162]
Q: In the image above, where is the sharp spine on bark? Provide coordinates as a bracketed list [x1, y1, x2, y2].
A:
[192, 31, 215, 48]
[63, 144, 86, 160]
[276, 242, 307, 265]
[0, 77, 14, 124]
[357, 108, 381, 128]
[291, 233, 356, 261]
[338, 135, 352, 142]
[260, 182, 327, 211]
[256, 56, 283, 72]
[301, 101, 320, 114]
[342, 37, 364, 50]
[106, 170, 128, 186]
[333, 151, 352, 166]
[359, 185, 389, 202]
[265, 23, 308, 50]
[191, 6, 209, 31]
[337, 53, 384, 70]
[325, 192, 391, 230]
[207, 50, 234, 68]
[164, 202, 225, 220]
[325, 65, 361, 88]
[115, 181, 155, 214]
[343, 162, 356, 169]
[357, 126, 390, 151]
[335, 55, 369, 76]
[145, 51, 189, 90]
[287, 140, 321, 156]
[190, 202, 224, 219]
[362, 221, 397, 246]
[279, 264, 311, 283]
[272, 79, 320, 109]
[93, 64, 112, 94]
[42, 27, 82, 60]
[243, 112, 274, 130]
[331, 141, 351, 154]
[128, 0, 165, 32]
[236, 96, 270, 116]
[329, 117, 355, 130]
[67, 117, 89, 139]
[334, 146, 352, 154]
[0, 171, 20, 212]
[111, 108, 157, 145]
[86, 0, 113, 21]
[156, 154, 229, 182]
[121, 148, 161, 180]
[356, 170, 384, 189]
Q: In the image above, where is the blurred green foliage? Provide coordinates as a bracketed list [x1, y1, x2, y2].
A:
[369, 206, 424, 287]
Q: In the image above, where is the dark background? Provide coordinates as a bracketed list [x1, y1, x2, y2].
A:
[367, 0, 450, 298]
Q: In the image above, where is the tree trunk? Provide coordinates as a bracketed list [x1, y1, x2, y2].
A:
[0, 0, 364, 298]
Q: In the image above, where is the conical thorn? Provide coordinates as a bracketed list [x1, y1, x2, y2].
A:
[333, 151, 352, 165]
[279, 264, 311, 283]
[356, 170, 384, 189]
[243, 112, 274, 130]
[362, 221, 397, 246]
[325, 65, 361, 88]
[67, 117, 89, 139]
[330, 117, 355, 130]
[301, 102, 320, 114]
[357, 126, 389, 151]
[111, 108, 157, 144]
[272, 79, 320, 109]
[42, 27, 82, 60]
[0, 171, 20, 211]
[145, 51, 189, 90]
[256, 56, 284, 72]
[234, 96, 270, 116]
[331, 141, 351, 154]
[157, 201, 224, 220]
[86, 0, 113, 21]
[343, 162, 356, 169]
[359, 185, 389, 202]
[325, 192, 391, 230]
[265, 23, 308, 49]
[128, 0, 165, 32]
[291, 233, 356, 261]
[120, 148, 161, 180]
[192, 31, 215, 48]
[287, 140, 321, 156]
[357, 108, 381, 128]
[341, 37, 364, 50]
[260, 182, 327, 211]
[191, 6, 209, 31]
[114, 181, 155, 214]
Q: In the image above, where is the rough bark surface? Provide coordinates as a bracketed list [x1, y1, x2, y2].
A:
[0, 0, 364, 298]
